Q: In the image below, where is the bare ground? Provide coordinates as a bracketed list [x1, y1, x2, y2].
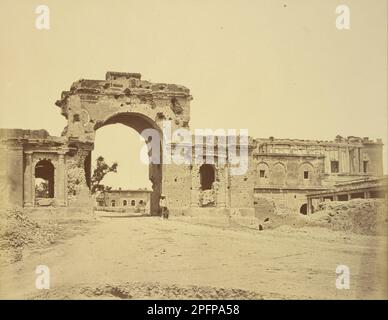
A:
[0, 212, 387, 299]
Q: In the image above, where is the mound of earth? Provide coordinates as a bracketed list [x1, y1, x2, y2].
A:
[309, 199, 388, 235]
[252, 198, 388, 235]
[0, 208, 62, 263]
[30, 282, 264, 300]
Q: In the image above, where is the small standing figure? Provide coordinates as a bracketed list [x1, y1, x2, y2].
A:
[159, 194, 169, 219]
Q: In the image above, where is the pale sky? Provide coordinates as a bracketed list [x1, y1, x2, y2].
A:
[93, 124, 152, 190]
[0, 0, 387, 188]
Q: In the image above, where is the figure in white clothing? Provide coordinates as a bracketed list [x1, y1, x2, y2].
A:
[159, 194, 169, 219]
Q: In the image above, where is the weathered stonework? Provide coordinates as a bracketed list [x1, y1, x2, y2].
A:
[0, 72, 386, 217]
[252, 136, 385, 214]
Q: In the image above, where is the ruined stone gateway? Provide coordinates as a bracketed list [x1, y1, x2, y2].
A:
[0, 72, 386, 216]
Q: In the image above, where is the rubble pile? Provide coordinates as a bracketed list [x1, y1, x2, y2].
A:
[310, 199, 388, 235]
[0, 209, 61, 262]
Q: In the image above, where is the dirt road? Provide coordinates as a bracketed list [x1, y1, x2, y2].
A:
[0, 215, 386, 299]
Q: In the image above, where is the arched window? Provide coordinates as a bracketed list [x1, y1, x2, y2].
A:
[123, 200, 127, 206]
[271, 163, 286, 186]
[199, 164, 215, 190]
[35, 160, 54, 198]
[131, 200, 136, 206]
[111, 200, 116, 207]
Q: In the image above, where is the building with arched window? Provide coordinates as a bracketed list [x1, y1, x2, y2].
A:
[95, 188, 152, 214]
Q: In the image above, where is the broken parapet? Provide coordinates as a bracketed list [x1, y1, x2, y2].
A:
[0, 128, 50, 140]
[0, 128, 65, 146]
[105, 72, 141, 80]
[55, 71, 191, 113]
[254, 136, 383, 148]
[54, 71, 193, 143]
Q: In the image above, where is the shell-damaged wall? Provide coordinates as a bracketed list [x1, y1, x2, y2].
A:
[252, 136, 384, 214]
[55, 72, 193, 214]
[186, 136, 256, 217]
[0, 129, 70, 209]
[0, 72, 385, 217]
[56, 72, 191, 142]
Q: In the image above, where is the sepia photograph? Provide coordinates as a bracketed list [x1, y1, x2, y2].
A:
[0, 0, 387, 305]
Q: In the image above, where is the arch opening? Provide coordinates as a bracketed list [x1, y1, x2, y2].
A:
[299, 203, 314, 215]
[35, 159, 55, 199]
[300, 203, 307, 215]
[90, 112, 162, 215]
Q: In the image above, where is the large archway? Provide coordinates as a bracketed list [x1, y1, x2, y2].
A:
[56, 72, 192, 213]
[92, 112, 163, 215]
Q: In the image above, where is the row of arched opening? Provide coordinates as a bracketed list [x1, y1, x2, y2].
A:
[257, 161, 315, 186]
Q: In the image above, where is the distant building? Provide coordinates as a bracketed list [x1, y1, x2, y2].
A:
[95, 189, 151, 213]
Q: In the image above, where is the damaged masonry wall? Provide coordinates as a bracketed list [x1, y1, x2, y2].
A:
[0, 72, 385, 217]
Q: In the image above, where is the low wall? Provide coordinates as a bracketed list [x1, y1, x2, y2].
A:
[22, 206, 95, 220]
[254, 192, 308, 214]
